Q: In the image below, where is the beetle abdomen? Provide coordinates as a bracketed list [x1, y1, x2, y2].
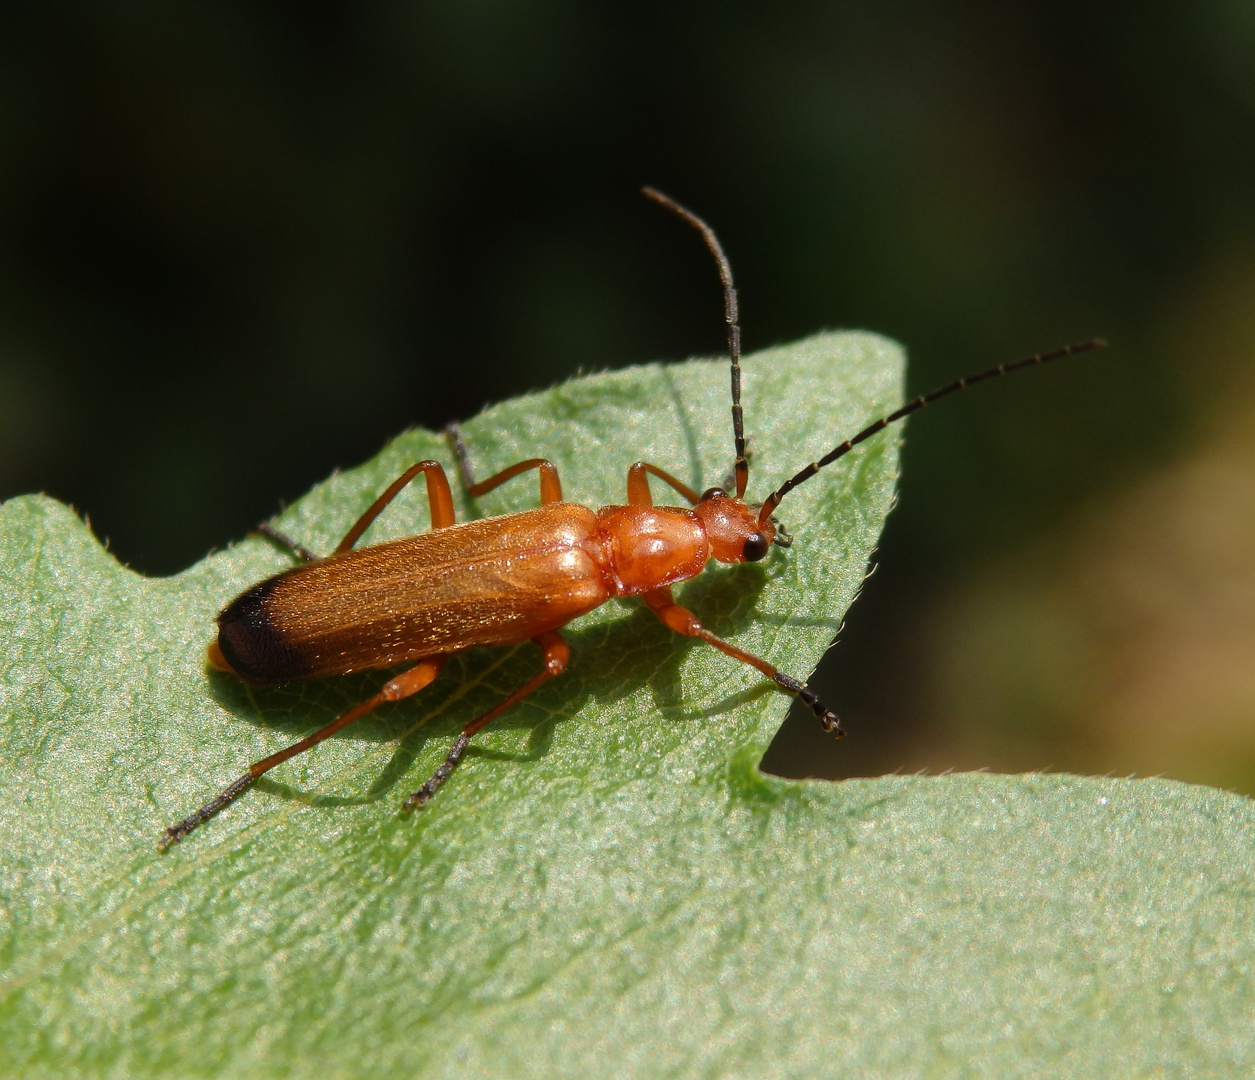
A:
[216, 577, 320, 683]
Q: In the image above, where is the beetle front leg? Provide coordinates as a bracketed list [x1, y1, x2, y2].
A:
[403, 630, 570, 810]
[643, 587, 844, 736]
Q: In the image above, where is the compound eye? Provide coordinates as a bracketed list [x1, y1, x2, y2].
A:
[742, 533, 770, 562]
[700, 487, 729, 501]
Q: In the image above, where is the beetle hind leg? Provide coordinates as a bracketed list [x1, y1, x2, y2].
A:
[159, 655, 448, 849]
[403, 630, 570, 811]
[252, 522, 319, 563]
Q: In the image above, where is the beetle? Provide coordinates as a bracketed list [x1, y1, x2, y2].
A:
[160, 188, 1104, 847]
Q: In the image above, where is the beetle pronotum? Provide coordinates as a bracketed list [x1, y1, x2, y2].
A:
[160, 188, 1104, 847]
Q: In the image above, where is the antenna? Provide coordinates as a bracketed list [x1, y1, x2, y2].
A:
[756, 338, 1109, 526]
[642, 187, 750, 498]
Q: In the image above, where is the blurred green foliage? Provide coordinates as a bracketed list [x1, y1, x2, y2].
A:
[2, 1, 1254, 786]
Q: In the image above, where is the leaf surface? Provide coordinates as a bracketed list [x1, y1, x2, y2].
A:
[2, 332, 1254, 1078]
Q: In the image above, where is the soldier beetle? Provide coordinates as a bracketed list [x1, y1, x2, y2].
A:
[160, 188, 1104, 847]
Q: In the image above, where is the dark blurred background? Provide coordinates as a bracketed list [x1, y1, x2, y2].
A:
[4, 2, 1255, 792]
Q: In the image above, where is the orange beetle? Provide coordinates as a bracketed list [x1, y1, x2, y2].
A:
[161, 189, 1102, 847]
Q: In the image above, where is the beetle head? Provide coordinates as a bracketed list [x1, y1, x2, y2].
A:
[693, 489, 778, 564]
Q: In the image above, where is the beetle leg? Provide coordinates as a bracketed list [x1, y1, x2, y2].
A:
[252, 522, 319, 563]
[403, 630, 570, 810]
[457, 455, 564, 505]
[335, 461, 457, 554]
[159, 656, 449, 848]
[444, 421, 478, 490]
[643, 587, 844, 736]
[626, 462, 701, 506]
[444, 423, 564, 505]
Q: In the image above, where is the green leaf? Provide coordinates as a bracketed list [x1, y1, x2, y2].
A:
[2, 331, 1254, 1077]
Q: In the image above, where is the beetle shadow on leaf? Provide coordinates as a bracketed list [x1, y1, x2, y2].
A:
[203, 663, 472, 808]
[202, 639, 576, 809]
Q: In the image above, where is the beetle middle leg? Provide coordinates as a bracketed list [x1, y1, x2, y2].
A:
[403, 630, 570, 810]
[445, 421, 563, 505]
[643, 587, 844, 736]
[160, 655, 449, 848]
